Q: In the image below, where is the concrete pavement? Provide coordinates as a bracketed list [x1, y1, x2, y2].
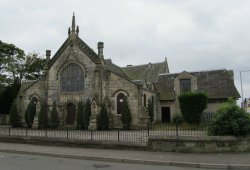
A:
[0, 142, 249, 169]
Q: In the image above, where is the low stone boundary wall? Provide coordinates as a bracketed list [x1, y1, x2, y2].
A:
[0, 135, 148, 151]
[148, 135, 250, 152]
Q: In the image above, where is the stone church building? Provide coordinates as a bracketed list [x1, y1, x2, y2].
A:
[16, 14, 240, 129]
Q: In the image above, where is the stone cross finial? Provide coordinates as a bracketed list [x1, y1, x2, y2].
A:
[68, 27, 71, 36]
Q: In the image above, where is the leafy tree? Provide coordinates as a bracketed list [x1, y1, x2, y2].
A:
[0, 40, 46, 86]
[83, 99, 91, 130]
[0, 81, 20, 114]
[208, 98, 250, 136]
[147, 99, 154, 123]
[0, 40, 25, 85]
[50, 101, 59, 128]
[98, 103, 109, 130]
[25, 98, 37, 128]
[76, 101, 84, 129]
[178, 92, 208, 124]
[9, 101, 21, 127]
[38, 101, 48, 129]
[23, 53, 46, 80]
[121, 98, 132, 130]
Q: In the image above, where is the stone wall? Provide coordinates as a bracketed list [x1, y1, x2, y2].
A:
[149, 135, 250, 152]
[48, 44, 97, 104]
[106, 72, 157, 129]
[107, 72, 141, 129]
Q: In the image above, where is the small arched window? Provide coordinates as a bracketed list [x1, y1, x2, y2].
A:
[61, 63, 84, 92]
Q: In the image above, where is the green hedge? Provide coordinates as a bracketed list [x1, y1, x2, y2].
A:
[38, 101, 48, 129]
[25, 98, 36, 128]
[178, 92, 208, 124]
[9, 101, 21, 127]
[121, 98, 132, 130]
[83, 99, 91, 130]
[208, 99, 250, 136]
[50, 101, 59, 128]
[76, 101, 84, 129]
[98, 103, 109, 130]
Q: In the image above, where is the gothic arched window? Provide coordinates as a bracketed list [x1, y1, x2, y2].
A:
[61, 63, 84, 92]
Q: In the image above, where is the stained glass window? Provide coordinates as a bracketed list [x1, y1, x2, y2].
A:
[61, 63, 84, 92]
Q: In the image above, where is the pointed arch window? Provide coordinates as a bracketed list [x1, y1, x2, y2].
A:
[61, 63, 84, 92]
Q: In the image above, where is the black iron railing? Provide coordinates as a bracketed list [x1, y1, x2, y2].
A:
[0, 121, 211, 143]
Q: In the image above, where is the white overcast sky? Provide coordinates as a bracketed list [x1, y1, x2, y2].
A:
[0, 0, 250, 102]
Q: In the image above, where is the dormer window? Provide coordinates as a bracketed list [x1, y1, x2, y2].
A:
[180, 79, 191, 93]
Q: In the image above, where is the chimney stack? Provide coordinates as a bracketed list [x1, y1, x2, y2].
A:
[44, 50, 51, 70]
[97, 42, 104, 59]
[46, 50, 51, 61]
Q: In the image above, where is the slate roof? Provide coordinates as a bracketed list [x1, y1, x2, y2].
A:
[122, 60, 169, 83]
[19, 81, 37, 96]
[155, 69, 240, 100]
[104, 60, 129, 79]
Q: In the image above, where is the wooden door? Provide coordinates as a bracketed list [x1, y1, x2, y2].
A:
[117, 93, 126, 115]
[67, 103, 76, 124]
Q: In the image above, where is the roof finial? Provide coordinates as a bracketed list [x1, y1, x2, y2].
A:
[76, 25, 79, 36]
[72, 12, 76, 32]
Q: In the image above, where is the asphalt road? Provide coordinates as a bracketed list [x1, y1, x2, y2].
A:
[0, 152, 215, 170]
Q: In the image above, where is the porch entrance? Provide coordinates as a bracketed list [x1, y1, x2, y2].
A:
[161, 107, 171, 123]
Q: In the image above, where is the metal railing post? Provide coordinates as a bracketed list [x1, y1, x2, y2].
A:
[8, 127, 10, 136]
[175, 120, 179, 137]
[67, 129, 69, 139]
[118, 130, 120, 142]
[26, 128, 28, 137]
[147, 123, 150, 136]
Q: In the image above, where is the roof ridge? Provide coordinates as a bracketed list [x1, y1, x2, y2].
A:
[159, 69, 228, 76]
[122, 60, 166, 68]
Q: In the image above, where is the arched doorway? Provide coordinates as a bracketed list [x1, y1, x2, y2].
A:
[66, 103, 76, 124]
[117, 93, 126, 115]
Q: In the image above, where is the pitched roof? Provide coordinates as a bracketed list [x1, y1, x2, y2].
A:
[104, 60, 129, 79]
[156, 69, 240, 100]
[122, 59, 169, 83]
[18, 81, 37, 96]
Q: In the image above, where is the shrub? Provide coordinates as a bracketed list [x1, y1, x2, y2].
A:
[208, 99, 250, 136]
[172, 114, 184, 124]
[50, 101, 59, 128]
[147, 99, 154, 123]
[178, 92, 208, 124]
[9, 101, 21, 127]
[38, 101, 48, 129]
[76, 101, 84, 129]
[121, 98, 132, 130]
[0, 82, 20, 114]
[25, 98, 36, 128]
[83, 99, 91, 130]
[98, 103, 109, 130]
